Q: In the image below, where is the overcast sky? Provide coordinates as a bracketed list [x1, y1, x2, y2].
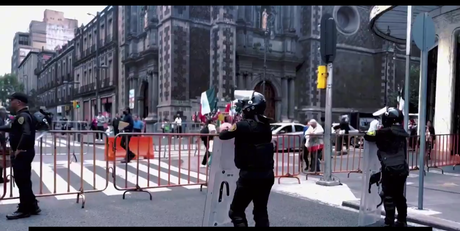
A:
[0, 6, 107, 75]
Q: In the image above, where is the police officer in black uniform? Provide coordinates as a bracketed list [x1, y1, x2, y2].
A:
[219, 91, 274, 227]
[120, 107, 135, 163]
[0, 93, 40, 219]
[364, 107, 409, 227]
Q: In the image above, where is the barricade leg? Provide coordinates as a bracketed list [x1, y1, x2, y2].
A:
[122, 185, 153, 200]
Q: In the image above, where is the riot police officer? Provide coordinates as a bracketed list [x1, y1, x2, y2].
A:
[219, 91, 274, 227]
[0, 93, 40, 219]
[364, 107, 409, 227]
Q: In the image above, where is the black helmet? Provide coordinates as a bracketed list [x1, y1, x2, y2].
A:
[242, 91, 266, 116]
[34, 109, 53, 131]
[382, 107, 403, 127]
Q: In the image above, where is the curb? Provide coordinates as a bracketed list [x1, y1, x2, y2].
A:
[342, 200, 460, 230]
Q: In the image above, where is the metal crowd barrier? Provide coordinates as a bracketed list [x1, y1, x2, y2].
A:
[0, 130, 108, 208]
[108, 133, 302, 200]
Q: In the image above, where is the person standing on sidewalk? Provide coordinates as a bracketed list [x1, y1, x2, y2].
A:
[364, 108, 409, 227]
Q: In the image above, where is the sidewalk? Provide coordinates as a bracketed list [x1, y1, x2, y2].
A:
[286, 166, 460, 230]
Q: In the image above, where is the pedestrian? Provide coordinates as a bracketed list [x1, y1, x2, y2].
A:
[96, 112, 107, 141]
[0, 93, 40, 219]
[301, 119, 309, 171]
[425, 120, 435, 162]
[364, 107, 409, 227]
[174, 113, 182, 136]
[0, 107, 9, 184]
[133, 115, 143, 133]
[304, 119, 324, 172]
[219, 91, 274, 227]
[120, 107, 135, 163]
[112, 113, 120, 136]
[200, 119, 216, 166]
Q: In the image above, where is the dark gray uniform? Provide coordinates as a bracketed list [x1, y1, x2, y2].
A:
[120, 109, 135, 162]
[364, 108, 409, 227]
[219, 118, 274, 227]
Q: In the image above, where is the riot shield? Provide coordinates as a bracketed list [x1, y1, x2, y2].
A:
[358, 139, 383, 226]
[202, 138, 239, 227]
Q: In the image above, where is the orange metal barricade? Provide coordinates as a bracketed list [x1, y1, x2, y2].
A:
[272, 135, 302, 184]
[111, 133, 211, 199]
[0, 130, 109, 208]
[407, 134, 460, 173]
[109, 133, 303, 200]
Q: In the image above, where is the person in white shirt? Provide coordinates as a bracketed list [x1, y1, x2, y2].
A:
[174, 114, 182, 135]
[304, 119, 324, 172]
[96, 112, 107, 141]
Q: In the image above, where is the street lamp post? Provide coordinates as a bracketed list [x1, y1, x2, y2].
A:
[88, 12, 101, 115]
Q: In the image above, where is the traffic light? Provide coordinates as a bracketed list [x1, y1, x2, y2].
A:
[317, 65, 327, 89]
[73, 101, 80, 109]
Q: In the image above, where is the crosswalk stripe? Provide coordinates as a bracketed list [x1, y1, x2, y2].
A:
[33, 162, 78, 200]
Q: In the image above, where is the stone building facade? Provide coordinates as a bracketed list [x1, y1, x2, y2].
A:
[73, 6, 119, 122]
[121, 6, 398, 124]
[36, 42, 74, 120]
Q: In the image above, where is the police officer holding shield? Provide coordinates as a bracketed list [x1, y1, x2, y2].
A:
[364, 107, 409, 227]
[0, 93, 40, 219]
[219, 91, 274, 227]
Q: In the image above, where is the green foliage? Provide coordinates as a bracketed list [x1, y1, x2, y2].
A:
[389, 66, 420, 113]
[0, 73, 24, 106]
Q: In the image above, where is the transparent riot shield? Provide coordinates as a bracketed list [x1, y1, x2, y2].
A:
[202, 138, 239, 227]
[358, 120, 383, 226]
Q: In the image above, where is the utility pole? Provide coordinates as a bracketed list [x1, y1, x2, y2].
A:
[95, 11, 101, 115]
[261, 8, 275, 95]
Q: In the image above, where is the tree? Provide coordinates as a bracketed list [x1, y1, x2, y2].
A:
[389, 66, 420, 113]
[0, 73, 24, 107]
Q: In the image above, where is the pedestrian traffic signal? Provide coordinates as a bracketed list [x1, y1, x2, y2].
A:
[73, 101, 80, 109]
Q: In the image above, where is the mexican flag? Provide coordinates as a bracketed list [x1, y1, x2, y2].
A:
[200, 87, 217, 115]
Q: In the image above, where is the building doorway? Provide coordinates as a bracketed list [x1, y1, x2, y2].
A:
[427, 46, 438, 123]
[141, 81, 149, 119]
[254, 81, 276, 120]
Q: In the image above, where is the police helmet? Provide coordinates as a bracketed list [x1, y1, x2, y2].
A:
[34, 109, 53, 131]
[242, 91, 266, 116]
[382, 107, 403, 127]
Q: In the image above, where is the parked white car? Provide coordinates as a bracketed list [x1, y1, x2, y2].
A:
[331, 123, 363, 148]
[271, 122, 306, 151]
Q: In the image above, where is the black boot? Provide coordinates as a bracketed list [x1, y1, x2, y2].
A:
[394, 220, 407, 227]
[31, 201, 41, 215]
[6, 206, 31, 220]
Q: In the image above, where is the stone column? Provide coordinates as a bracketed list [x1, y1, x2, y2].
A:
[237, 73, 244, 90]
[151, 72, 159, 121]
[210, 6, 238, 100]
[245, 72, 251, 90]
[281, 77, 289, 121]
[288, 77, 295, 119]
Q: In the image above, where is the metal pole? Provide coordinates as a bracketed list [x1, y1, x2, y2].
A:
[417, 13, 429, 210]
[316, 63, 339, 186]
[95, 11, 101, 115]
[404, 6, 412, 131]
[403, 5, 412, 198]
[262, 32, 267, 95]
[384, 49, 389, 106]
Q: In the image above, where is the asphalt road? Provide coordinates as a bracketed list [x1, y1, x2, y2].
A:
[0, 187, 360, 229]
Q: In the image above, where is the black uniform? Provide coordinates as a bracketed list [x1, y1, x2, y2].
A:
[0, 92, 43, 219]
[364, 108, 409, 227]
[120, 108, 135, 163]
[219, 91, 274, 227]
